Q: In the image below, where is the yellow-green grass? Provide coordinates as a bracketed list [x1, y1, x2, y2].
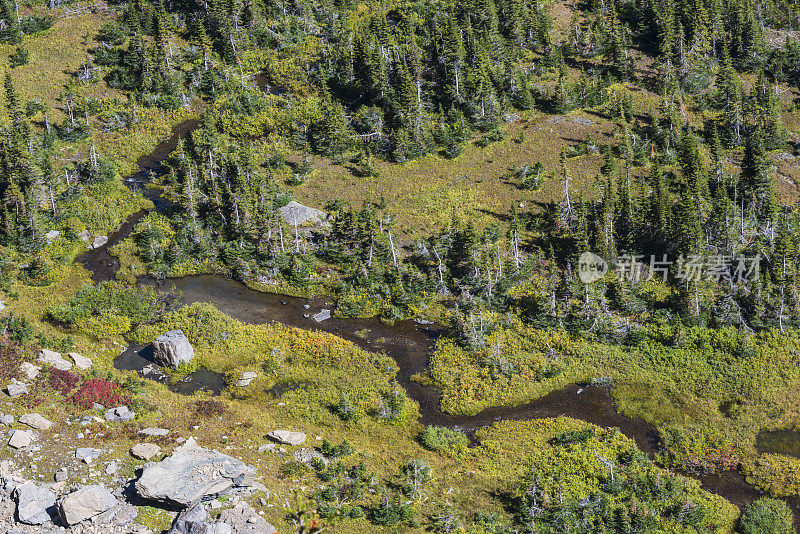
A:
[0, 10, 119, 122]
[292, 111, 614, 238]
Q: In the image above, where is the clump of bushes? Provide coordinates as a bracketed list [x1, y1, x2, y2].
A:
[376, 390, 407, 422]
[47, 281, 175, 337]
[738, 498, 794, 534]
[70, 378, 132, 409]
[420, 425, 469, 455]
[334, 392, 359, 421]
[48, 369, 79, 395]
[9, 47, 28, 67]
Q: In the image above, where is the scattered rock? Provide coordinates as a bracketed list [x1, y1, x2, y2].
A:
[139, 427, 170, 437]
[152, 330, 195, 368]
[68, 352, 92, 370]
[58, 485, 118, 525]
[7, 380, 28, 398]
[8, 430, 32, 449]
[105, 462, 118, 475]
[44, 230, 61, 244]
[94, 501, 139, 527]
[167, 503, 210, 534]
[131, 443, 161, 461]
[19, 362, 40, 381]
[257, 444, 276, 453]
[54, 468, 68, 483]
[37, 350, 73, 371]
[217, 501, 277, 534]
[19, 413, 53, 431]
[267, 430, 306, 446]
[15, 482, 56, 525]
[105, 406, 135, 422]
[76, 448, 104, 462]
[293, 448, 328, 467]
[312, 309, 331, 322]
[78, 230, 91, 242]
[236, 372, 257, 387]
[135, 437, 256, 507]
[0, 414, 14, 425]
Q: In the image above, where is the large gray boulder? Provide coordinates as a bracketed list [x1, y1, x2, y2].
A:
[278, 201, 326, 227]
[58, 485, 117, 525]
[14, 483, 56, 525]
[135, 438, 256, 507]
[152, 330, 195, 368]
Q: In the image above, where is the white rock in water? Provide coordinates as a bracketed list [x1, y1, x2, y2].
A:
[68, 353, 92, 370]
[19, 362, 40, 380]
[236, 372, 258, 387]
[312, 309, 331, 322]
[8, 430, 33, 449]
[19, 413, 53, 431]
[152, 330, 195, 368]
[91, 236, 109, 249]
[58, 485, 117, 525]
[38, 349, 73, 371]
[266, 430, 306, 446]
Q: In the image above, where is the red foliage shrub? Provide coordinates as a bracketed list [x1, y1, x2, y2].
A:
[69, 379, 132, 409]
[48, 369, 79, 395]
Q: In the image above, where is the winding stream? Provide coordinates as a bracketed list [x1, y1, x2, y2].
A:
[77, 117, 799, 522]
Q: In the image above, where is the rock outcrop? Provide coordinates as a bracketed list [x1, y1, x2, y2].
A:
[135, 438, 256, 507]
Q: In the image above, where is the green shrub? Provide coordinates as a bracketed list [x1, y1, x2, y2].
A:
[420, 425, 469, 455]
[47, 281, 173, 330]
[9, 47, 28, 67]
[77, 311, 131, 339]
[738, 498, 794, 534]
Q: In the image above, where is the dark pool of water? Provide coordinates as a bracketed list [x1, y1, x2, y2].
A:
[756, 429, 800, 458]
